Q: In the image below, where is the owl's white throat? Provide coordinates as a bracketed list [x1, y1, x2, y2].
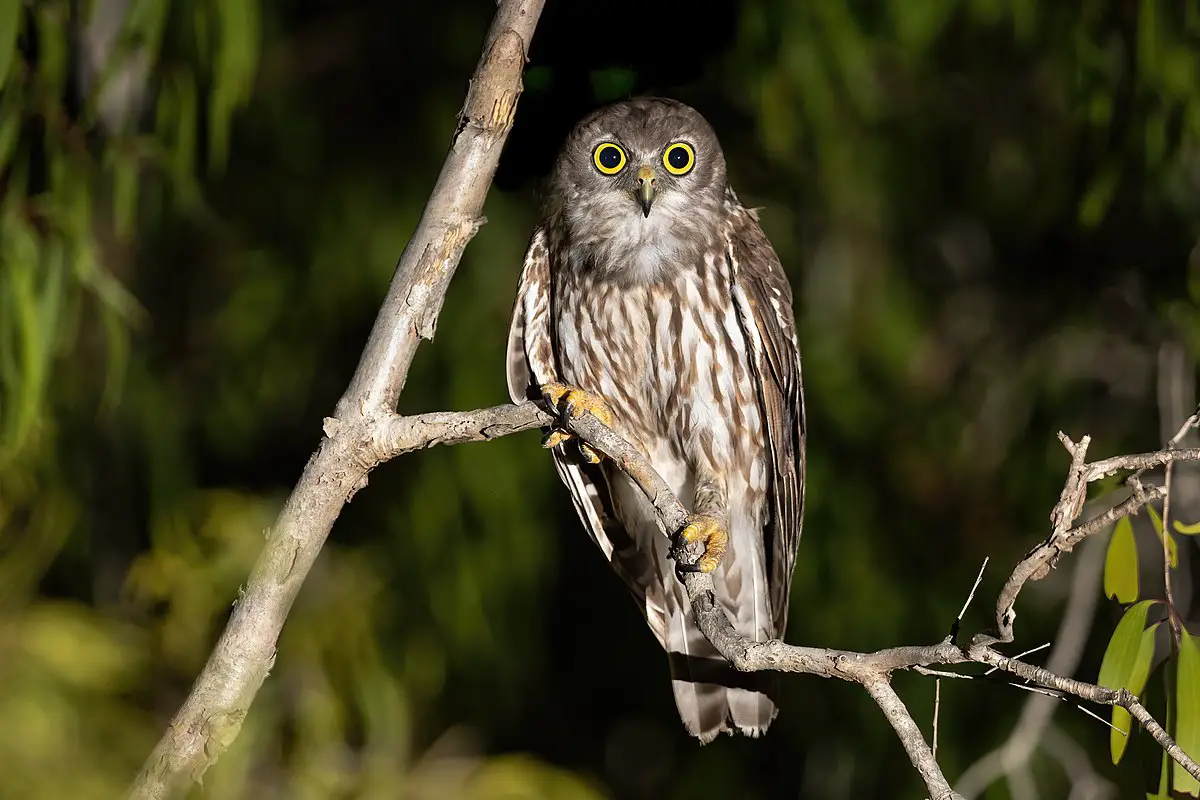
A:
[607, 191, 695, 282]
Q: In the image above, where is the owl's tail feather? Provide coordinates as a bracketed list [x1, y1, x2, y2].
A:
[665, 604, 779, 743]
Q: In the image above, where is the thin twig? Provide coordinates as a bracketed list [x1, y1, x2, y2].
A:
[950, 557, 988, 642]
[1162, 460, 1181, 641]
[1085, 447, 1200, 481]
[932, 678, 942, 760]
[957, 523, 1107, 798]
[916, 666, 972, 680]
[1157, 406, 1198, 642]
[958, 557, 989, 622]
[555, 409, 1200, 791]
[984, 643, 1049, 676]
[986, 484, 1166, 645]
[1126, 690, 1200, 783]
[863, 679, 964, 800]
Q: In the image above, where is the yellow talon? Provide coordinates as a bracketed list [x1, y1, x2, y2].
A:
[542, 381, 571, 408]
[541, 382, 613, 426]
[541, 429, 572, 449]
[538, 382, 613, 463]
[676, 514, 728, 573]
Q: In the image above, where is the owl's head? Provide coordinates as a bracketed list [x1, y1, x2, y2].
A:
[545, 98, 730, 282]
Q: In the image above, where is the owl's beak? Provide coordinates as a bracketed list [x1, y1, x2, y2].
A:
[636, 166, 656, 217]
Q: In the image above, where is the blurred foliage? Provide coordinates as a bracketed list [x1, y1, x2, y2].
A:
[2, 0, 1200, 798]
[1100, 505, 1200, 793]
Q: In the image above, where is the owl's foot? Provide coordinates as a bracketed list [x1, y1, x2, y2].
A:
[672, 514, 728, 574]
[538, 382, 613, 464]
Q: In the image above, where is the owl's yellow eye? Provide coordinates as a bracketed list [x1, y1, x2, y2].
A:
[592, 143, 627, 175]
[662, 142, 695, 175]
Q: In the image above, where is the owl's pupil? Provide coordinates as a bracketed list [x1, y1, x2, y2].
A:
[599, 147, 621, 169]
[668, 147, 689, 169]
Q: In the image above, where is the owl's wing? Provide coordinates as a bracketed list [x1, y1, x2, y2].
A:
[505, 232, 611, 552]
[505, 228, 555, 405]
[506, 231, 666, 632]
[726, 212, 806, 636]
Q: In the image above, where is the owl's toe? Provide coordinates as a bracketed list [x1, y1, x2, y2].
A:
[537, 382, 613, 462]
[673, 514, 728, 574]
[540, 429, 572, 449]
[562, 388, 613, 427]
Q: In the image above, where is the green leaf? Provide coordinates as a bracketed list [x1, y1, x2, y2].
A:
[1153, 657, 1177, 799]
[208, 0, 260, 172]
[125, 0, 171, 58]
[1105, 517, 1140, 602]
[1115, 622, 1161, 764]
[1175, 628, 1200, 795]
[107, 144, 139, 241]
[1146, 505, 1179, 567]
[0, 0, 19, 86]
[1174, 519, 1200, 535]
[1098, 600, 1159, 763]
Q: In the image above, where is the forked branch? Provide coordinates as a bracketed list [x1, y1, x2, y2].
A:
[127, 2, 546, 797]
[558, 409, 1200, 795]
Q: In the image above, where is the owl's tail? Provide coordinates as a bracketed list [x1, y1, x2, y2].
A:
[664, 589, 779, 743]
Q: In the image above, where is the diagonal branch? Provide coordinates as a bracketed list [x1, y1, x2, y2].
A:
[864, 679, 964, 800]
[126, 2, 545, 797]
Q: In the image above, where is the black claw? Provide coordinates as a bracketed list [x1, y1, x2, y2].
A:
[668, 540, 701, 577]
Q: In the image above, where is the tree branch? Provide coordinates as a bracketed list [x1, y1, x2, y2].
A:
[127, 1, 1198, 793]
[955, 517, 1110, 797]
[863, 679, 965, 800]
[549, 408, 1200, 792]
[132, 372, 1200, 796]
[126, 2, 545, 797]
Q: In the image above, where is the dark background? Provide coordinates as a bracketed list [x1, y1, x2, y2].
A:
[3, 0, 1200, 797]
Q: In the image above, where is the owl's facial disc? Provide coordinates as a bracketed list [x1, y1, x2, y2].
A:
[635, 166, 656, 217]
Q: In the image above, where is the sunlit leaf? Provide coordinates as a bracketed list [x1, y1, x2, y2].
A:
[1105, 517, 1139, 602]
[464, 754, 606, 800]
[1146, 505, 1178, 567]
[1173, 519, 1200, 535]
[1176, 628, 1200, 795]
[20, 603, 141, 689]
[1115, 621, 1161, 764]
[208, 0, 260, 172]
[1098, 600, 1159, 763]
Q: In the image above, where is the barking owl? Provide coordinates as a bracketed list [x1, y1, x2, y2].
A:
[506, 97, 805, 742]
